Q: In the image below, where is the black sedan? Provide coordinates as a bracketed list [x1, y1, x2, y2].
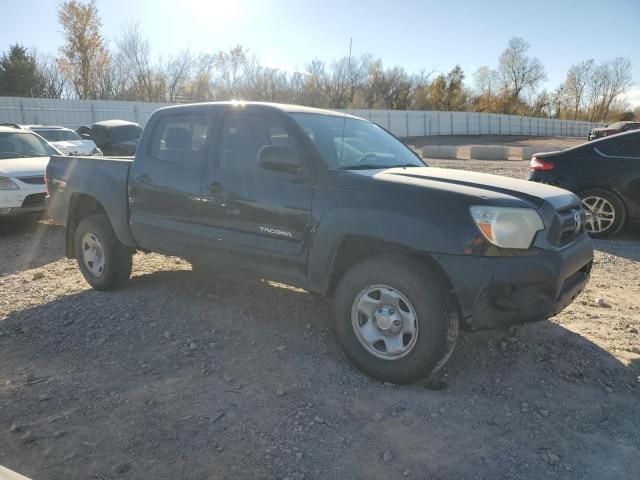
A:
[528, 130, 640, 238]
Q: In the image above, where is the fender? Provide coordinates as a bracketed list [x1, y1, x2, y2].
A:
[307, 204, 474, 294]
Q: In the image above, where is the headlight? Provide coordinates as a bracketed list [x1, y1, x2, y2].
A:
[470, 206, 544, 249]
[0, 176, 19, 190]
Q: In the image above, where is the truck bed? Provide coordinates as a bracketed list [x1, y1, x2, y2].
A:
[46, 155, 135, 247]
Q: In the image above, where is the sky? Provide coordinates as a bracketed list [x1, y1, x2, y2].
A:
[1, 0, 639, 106]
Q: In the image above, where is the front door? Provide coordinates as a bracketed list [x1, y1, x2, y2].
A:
[200, 109, 313, 284]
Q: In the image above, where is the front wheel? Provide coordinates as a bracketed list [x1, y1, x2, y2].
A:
[74, 215, 133, 290]
[332, 255, 458, 384]
[579, 188, 626, 239]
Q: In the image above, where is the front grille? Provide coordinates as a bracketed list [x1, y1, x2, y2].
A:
[21, 193, 46, 208]
[17, 176, 45, 185]
[548, 205, 586, 247]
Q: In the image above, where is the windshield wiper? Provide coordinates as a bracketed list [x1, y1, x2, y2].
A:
[341, 163, 422, 170]
[341, 164, 389, 170]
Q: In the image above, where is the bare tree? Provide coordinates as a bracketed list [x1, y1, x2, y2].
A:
[498, 37, 546, 109]
[185, 54, 215, 101]
[97, 51, 136, 100]
[303, 59, 331, 107]
[473, 66, 498, 96]
[581, 58, 633, 121]
[214, 45, 250, 98]
[164, 50, 194, 102]
[116, 22, 160, 101]
[563, 59, 594, 119]
[598, 57, 633, 120]
[35, 53, 68, 98]
[57, 0, 110, 99]
[471, 66, 500, 112]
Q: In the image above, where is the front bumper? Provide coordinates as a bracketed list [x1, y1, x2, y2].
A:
[437, 233, 594, 329]
[0, 183, 47, 216]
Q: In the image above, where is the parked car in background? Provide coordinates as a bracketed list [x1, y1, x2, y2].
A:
[528, 130, 640, 238]
[588, 121, 640, 141]
[0, 124, 60, 217]
[47, 102, 594, 383]
[76, 120, 142, 156]
[26, 125, 102, 156]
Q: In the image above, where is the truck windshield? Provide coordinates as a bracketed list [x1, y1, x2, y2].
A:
[289, 113, 425, 169]
[0, 132, 57, 159]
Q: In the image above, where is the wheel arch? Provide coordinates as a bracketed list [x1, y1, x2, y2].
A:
[323, 235, 464, 325]
[65, 194, 108, 258]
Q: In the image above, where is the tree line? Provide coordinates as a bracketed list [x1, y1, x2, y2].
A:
[0, 0, 635, 122]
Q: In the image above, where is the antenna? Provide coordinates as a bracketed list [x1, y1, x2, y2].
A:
[338, 38, 353, 164]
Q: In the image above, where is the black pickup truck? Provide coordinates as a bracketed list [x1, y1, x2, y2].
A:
[46, 102, 594, 383]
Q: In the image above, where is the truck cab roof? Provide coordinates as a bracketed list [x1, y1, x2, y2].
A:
[154, 101, 362, 120]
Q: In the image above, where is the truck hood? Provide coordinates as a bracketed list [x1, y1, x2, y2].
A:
[0, 156, 50, 177]
[355, 166, 577, 209]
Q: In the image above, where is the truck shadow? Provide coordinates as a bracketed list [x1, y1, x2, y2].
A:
[1, 268, 638, 479]
[0, 216, 65, 275]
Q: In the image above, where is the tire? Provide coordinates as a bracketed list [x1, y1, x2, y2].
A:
[332, 255, 458, 384]
[74, 214, 133, 290]
[579, 188, 626, 239]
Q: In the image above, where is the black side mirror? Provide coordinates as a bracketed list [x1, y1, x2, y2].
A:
[258, 145, 302, 173]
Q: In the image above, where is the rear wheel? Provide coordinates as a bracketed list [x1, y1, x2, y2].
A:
[74, 215, 133, 290]
[332, 255, 458, 384]
[579, 188, 626, 238]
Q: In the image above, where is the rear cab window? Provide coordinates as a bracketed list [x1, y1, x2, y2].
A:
[150, 113, 212, 166]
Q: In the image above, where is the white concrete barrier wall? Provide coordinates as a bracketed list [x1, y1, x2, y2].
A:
[0, 96, 602, 137]
[470, 146, 510, 160]
[420, 145, 458, 159]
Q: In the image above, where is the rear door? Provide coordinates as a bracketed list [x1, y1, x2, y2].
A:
[199, 108, 313, 284]
[129, 111, 214, 257]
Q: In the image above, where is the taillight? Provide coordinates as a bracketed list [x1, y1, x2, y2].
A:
[44, 174, 49, 194]
[530, 156, 555, 171]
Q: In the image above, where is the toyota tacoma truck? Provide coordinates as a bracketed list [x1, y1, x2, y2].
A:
[46, 102, 594, 384]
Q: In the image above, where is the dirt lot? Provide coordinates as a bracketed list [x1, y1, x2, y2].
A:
[1, 137, 639, 480]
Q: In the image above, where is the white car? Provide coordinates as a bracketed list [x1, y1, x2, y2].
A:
[27, 125, 102, 156]
[0, 125, 60, 217]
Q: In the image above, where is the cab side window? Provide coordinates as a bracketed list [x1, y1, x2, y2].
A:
[150, 114, 211, 166]
[218, 113, 299, 172]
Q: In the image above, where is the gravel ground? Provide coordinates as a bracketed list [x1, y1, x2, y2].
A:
[1, 137, 639, 480]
